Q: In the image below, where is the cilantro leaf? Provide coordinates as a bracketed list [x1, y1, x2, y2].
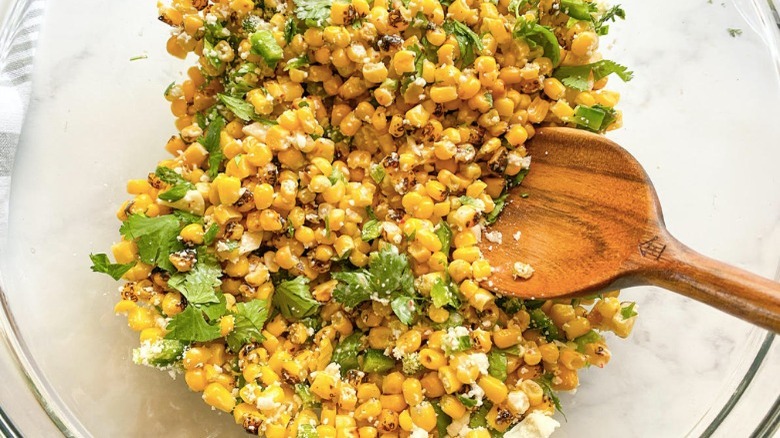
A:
[202, 39, 222, 70]
[595, 5, 625, 35]
[226, 299, 270, 351]
[507, 168, 529, 189]
[370, 245, 415, 295]
[487, 349, 508, 381]
[250, 30, 283, 68]
[332, 332, 362, 374]
[620, 302, 638, 319]
[218, 93, 259, 122]
[391, 295, 417, 325]
[295, 383, 321, 408]
[295, 0, 331, 28]
[573, 329, 603, 353]
[432, 402, 452, 437]
[172, 210, 203, 225]
[332, 270, 374, 308]
[199, 292, 227, 321]
[164, 305, 222, 342]
[119, 214, 182, 272]
[513, 19, 560, 66]
[443, 20, 483, 67]
[273, 276, 321, 320]
[167, 252, 223, 305]
[553, 60, 633, 91]
[434, 222, 453, 255]
[536, 374, 566, 417]
[158, 184, 192, 202]
[200, 115, 225, 179]
[155, 166, 190, 186]
[284, 17, 300, 43]
[89, 253, 136, 280]
[430, 278, 461, 309]
[369, 164, 386, 184]
[284, 55, 310, 71]
[203, 223, 220, 246]
[459, 196, 484, 209]
[485, 193, 509, 225]
[507, 0, 528, 16]
[469, 401, 493, 428]
[529, 308, 561, 342]
[361, 219, 382, 241]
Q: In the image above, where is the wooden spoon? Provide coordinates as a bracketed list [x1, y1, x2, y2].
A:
[479, 127, 780, 332]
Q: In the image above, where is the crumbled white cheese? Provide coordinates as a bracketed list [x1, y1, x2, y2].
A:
[443, 327, 470, 353]
[467, 352, 490, 375]
[520, 156, 532, 169]
[446, 412, 471, 437]
[239, 232, 263, 255]
[255, 393, 281, 411]
[410, 425, 429, 438]
[470, 224, 483, 242]
[485, 230, 503, 244]
[513, 262, 535, 280]
[507, 391, 530, 415]
[503, 412, 560, 438]
[465, 383, 486, 406]
[513, 231, 522, 241]
[243, 122, 270, 141]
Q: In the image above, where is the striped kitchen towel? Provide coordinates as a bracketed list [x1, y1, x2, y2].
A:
[0, 0, 45, 229]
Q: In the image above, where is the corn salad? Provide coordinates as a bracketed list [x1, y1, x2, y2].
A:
[90, 0, 638, 436]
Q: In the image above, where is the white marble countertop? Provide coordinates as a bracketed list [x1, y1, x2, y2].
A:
[0, 0, 778, 436]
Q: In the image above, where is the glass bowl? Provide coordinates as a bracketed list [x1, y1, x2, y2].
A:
[0, 0, 779, 436]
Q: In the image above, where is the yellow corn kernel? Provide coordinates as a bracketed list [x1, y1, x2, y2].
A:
[185, 369, 208, 392]
[380, 394, 408, 412]
[493, 328, 522, 349]
[111, 240, 138, 264]
[127, 307, 156, 331]
[402, 378, 424, 406]
[520, 380, 544, 406]
[382, 371, 406, 395]
[418, 348, 447, 370]
[419, 372, 446, 398]
[203, 383, 237, 413]
[478, 375, 508, 404]
[440, 394, 467, 419]
[563, 316, 591, 339]
[179, 223, 205, 245]
[438, 366, 462, 394]
[355, 399, 382, 421]
[572, 31, 598, 58]
[392, 50, 416, 74]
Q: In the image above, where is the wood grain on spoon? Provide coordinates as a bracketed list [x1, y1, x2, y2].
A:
[479, 127, 780, 333]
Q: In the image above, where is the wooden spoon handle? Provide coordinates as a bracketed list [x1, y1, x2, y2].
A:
[635, 234, 780, 332]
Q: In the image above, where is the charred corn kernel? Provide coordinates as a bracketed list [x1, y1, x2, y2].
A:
[203, 383, 236, 412]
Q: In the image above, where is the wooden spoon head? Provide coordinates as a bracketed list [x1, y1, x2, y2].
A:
[480, 127, 664, 299]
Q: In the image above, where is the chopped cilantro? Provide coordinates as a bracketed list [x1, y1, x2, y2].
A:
[496, 296, 525, 314]
[434, 221, 453, 255]
[430, 278, 461, 309]
[332, 270, 374, 308]
[536, 374, 565, 417]
[361, 218, 382, 241]
[459, 196, 484, 209]
[487, 349, 508, 381]
[202, 39, 222, 70]
[443, 20, 483, 67]
[284, 55, 310, 71]
[119, 214, 182, 273]
[332, 332, 362, 374]
[167, 252, 223, 305]
[513, 18, 560, 66]
[199, 115, 225, 179]
[129, 54, 148, 61]
[218, 93, 259, 122]
[507, 168, 529, 189]
[553, 60, 633, 91]
[529, 308, 561, 342]
[295, 383, 321, 408]
[203, 223, 219, 246]
[573, 329, 603, 353]
[507, 0, 528, 16]
[297, 424, 318, 438]
[727, 28, 743, 37]
[89, 253, 136, 280]
[250, 30, 284, 68]
[164, 305, 222, 342]
[295, 0, 331, 27]
[457, 395, 480, 408]
[273, 276, 321, 320]
[595, 5, 625, 35]
[391, 295, 417, 325]
[485, 193, 509, 225]
[284, 17, 300, 43]
[226, 299, 270, 352]
[443, 333, 472, 355]
[432, 402, 452, 437]
[620, 302, 638, 319]
[199, 292, 228, 321]
[469, 401, 493, 428]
